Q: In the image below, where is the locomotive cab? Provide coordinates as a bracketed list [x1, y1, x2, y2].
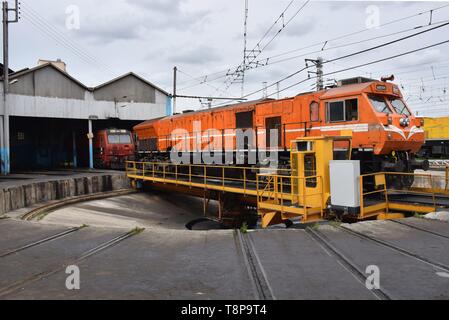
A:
[94, 129, 135, 169]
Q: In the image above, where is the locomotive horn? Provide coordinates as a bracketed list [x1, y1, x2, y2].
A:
[381, 74, 395, 82]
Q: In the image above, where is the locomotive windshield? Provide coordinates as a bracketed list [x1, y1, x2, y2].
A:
[368, 94, 392, 114]
[107, 132, 132, 144]
[388, 98, 412, 116]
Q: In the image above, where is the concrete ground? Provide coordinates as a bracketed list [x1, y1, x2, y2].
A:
[1, 192, 449, 299]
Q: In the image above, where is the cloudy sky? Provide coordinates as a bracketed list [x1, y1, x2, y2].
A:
[4, 0, 449, 115]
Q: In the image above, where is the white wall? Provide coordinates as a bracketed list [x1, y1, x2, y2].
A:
[2, 89, 168, 121]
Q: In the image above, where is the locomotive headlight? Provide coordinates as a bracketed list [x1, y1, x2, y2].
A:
[399, 117, 410, 127]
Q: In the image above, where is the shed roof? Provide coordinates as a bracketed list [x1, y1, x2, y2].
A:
[94, 72, 170, 96]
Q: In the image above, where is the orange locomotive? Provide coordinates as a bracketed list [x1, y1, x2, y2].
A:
[134, 76, 428, 186]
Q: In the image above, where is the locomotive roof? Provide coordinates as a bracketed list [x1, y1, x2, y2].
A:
[134, 98, 274, 129]
[134, 79, 393, 130]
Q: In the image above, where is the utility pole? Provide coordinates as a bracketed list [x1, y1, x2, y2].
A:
[276, 82, 280, 99]
[172, 66, 177, 114]
[262, 82, 267, 99]
[241, 0, 248, 97]
[305, 57, 324, 91]
[2, 0, 20, 175]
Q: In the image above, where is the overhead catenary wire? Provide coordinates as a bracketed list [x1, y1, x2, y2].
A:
[211, 23, 449, 108]
[266, 39, 449, 99]
[177, 3, 449, 89]
[177, 18, 449, 90]
[20, 0, 116, 76]
[222, 0, 311, 92]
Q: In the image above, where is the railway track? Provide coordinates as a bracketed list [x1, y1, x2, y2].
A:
[0, 225, 85, 258]
[390, 219, 449, 240]
[305, 227, 392, 300]
[236, 230, 275, 300]
[337, 224, 449, 274]
[21, 188, 137, 221]
[0, 227, 144, 298]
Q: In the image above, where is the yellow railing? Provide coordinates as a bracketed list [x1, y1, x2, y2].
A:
[446, 166, 449, 190]
[359, 173, 389, 218]
[126, 161, 290, 196]
[358, 171, 448, 218]
[256, 173, 324, 220]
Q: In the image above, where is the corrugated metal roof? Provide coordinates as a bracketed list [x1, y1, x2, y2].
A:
[2, 63, 170, 96]
[94, 72, 170, 96]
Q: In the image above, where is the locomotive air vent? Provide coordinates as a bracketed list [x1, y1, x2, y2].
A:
[337, 77, 376, 87]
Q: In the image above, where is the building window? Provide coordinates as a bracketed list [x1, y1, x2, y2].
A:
[17, 132, 25, 141]
[310, 101, 320, 122]
[326, 98, 358, 122]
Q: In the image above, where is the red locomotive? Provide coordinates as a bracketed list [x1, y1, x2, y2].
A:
[93, 129, 135, 169]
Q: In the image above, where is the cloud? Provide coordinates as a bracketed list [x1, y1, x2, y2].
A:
[126, 0, 184, 13]
[61, 0, 211, 45]
[166, 45, 221, 65]
[396, 48, 444, 68]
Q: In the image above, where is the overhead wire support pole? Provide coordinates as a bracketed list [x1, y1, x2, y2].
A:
[241, 0, 249, 97]
[2, 0, 20, 175]
[173, 66, 177, 114]
[305, 57, 323, 91]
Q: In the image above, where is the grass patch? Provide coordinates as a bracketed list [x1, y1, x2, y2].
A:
[130, 227, 145, 235]
[328, 220, 342, 227]
[240, 222, 248, 234]
[310, 222, 320, 230]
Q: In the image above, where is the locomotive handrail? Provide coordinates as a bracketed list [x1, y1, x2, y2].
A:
[358, 171, 447, 218]
[126, 160, 292, 196]
[256, 173, 324, 220]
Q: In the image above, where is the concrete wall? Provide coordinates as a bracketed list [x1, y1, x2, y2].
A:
[0, 172, 130, 215]
[93, 74, 156, 103]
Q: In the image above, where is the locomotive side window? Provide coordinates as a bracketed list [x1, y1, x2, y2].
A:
[345, 99, 358, 121]
[326, 99, 358, 122]
[368, 94, 391, 114]
[235, 111, 253, 129]
[326, 101, 344, 122]
[310, 101, 320, 121]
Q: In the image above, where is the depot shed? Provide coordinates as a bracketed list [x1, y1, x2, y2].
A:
[0, 62, 171, 172]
